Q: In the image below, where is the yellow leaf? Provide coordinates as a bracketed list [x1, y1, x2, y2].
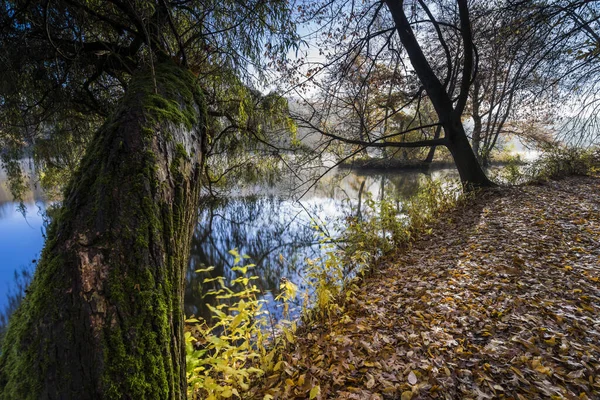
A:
[535, 365, 552, 376]
[365, 374, 375, 389]
[285, 328, 295, 344]
[274, 361, 283, 371]
[401, 391, 413, 400]
[510, 366, 524, 378]
[298, 374, 306, 386]
[220, 387, 233, 398]
[195, 266, 215, 273]
[310, 384, 321, 399]
[545, 336, 557, 346]
[364, 361, 376, 367]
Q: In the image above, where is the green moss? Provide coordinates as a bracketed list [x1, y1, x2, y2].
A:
[96, 62, 204, 399]
[170, 142, 189, 179]
[0, 231, 67, 398]
[175, 142, 188, 159]
[0, 61, 206, 399]
[125, 61, 203, 132]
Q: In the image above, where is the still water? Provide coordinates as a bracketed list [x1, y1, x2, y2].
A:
[0, 164, 458, 323]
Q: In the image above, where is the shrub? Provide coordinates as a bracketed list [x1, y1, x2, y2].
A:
[186, 249, 296, 400]
[527, 146, 599, 181]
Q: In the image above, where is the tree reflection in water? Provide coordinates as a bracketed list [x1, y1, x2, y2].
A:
[0, 163, 458, 327]
[185, 195, 324, 324]
[183, 167, 459, 325]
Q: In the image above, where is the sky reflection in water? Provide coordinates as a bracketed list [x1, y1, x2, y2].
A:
[0, 167, 457, 323]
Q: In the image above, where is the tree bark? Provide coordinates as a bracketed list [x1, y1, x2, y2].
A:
[423, 125, 442, 164]
[0, 61, 206, 399]
[445, 119, 493, 189]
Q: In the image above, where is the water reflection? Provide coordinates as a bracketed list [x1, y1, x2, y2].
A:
[0, 163, 459, 324]
[183, 168, 459, 323]
[185, 196, 323, 323]
[0, 202, 46, 311]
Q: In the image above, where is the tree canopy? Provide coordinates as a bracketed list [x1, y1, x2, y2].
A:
[0, 0, 298, 198]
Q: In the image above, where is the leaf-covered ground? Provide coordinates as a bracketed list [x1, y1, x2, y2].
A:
[254, 176, 600, 399]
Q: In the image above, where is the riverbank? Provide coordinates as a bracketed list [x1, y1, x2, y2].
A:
[252, 176, 600, 399]
[337, 157, 525, 172]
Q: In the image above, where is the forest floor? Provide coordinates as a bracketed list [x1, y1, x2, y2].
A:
[253, 176, 600, 400]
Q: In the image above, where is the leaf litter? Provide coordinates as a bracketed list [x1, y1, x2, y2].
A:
[251, 176, 600, 399]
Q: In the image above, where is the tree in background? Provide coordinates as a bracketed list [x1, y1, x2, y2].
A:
[290, 0, 600, 181]
[466, 0, 600, 158]
[515, 0, 600, 147]
[289, 0, 494, 188]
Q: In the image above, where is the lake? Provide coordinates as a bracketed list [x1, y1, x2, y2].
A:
[0, 162, 459, 324]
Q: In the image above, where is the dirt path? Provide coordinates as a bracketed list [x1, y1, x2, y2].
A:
[255, 176, 600, 399]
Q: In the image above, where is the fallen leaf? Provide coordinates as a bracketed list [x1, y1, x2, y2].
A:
[401, 391, 413, 400]
[407, 371, 417, 386]
[309, 384, 320, 399]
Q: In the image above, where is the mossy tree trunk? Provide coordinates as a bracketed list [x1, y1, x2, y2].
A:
[0, 62, 206, 399]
